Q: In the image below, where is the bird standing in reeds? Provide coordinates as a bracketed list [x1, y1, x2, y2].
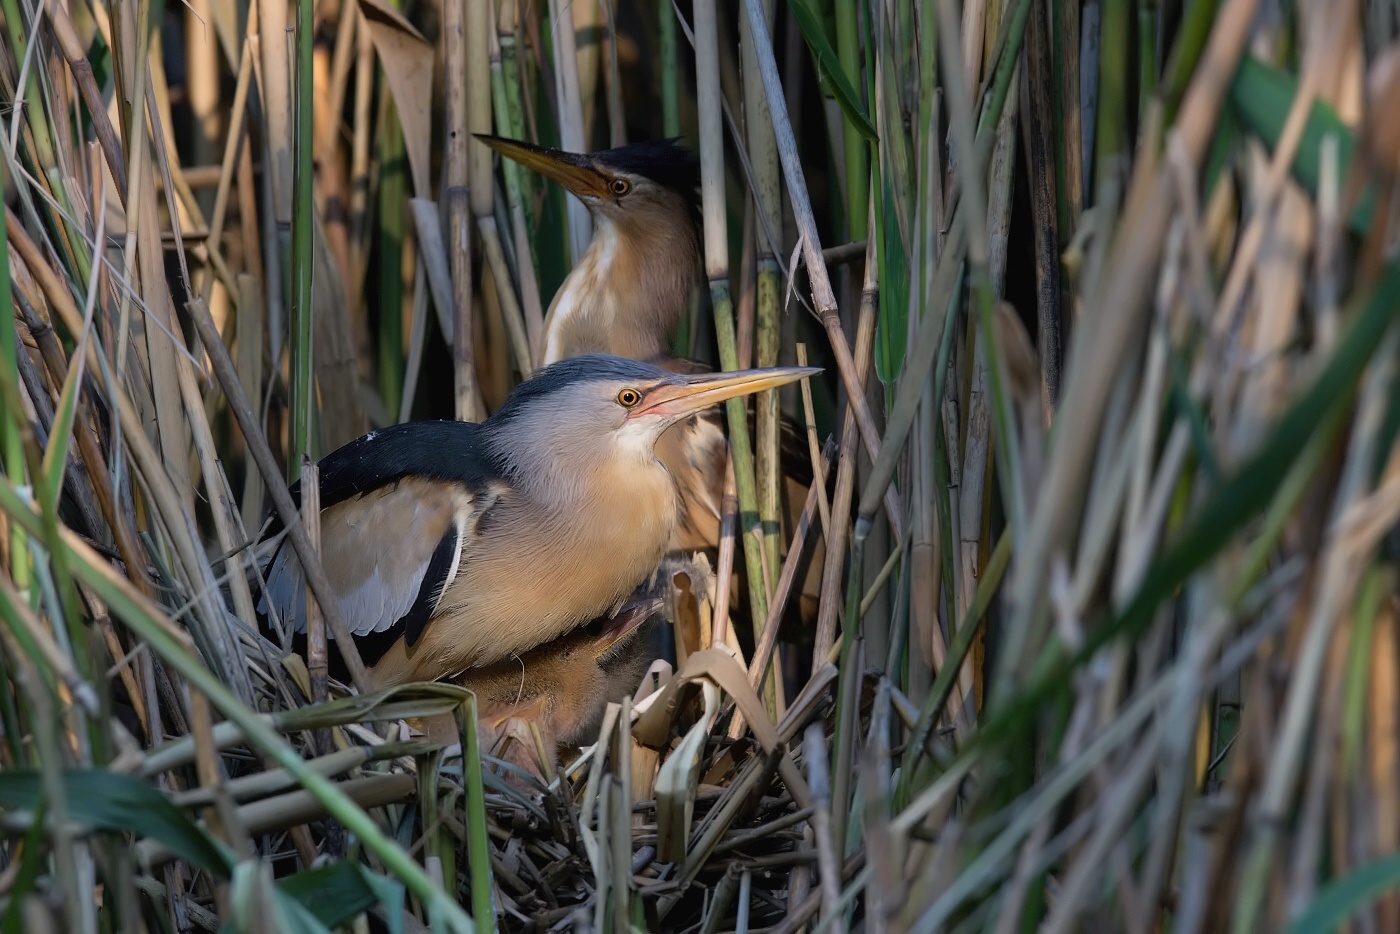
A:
[254, 355, 815, 689]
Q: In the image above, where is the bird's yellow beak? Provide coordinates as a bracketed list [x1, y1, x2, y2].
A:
[633, 366, 821, 420]
[475, 133, 611, 200]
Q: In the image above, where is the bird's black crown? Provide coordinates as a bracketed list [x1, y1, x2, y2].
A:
[597, 138, 701, 217]
[492, 354, 671, 420]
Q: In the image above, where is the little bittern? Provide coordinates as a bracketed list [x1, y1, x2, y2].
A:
[474, 136, 701, 367]
[255, 354, 816, 688]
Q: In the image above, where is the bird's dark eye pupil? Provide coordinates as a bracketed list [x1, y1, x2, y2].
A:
[618, 389, 640, 407]
[612, 179, 629, 195]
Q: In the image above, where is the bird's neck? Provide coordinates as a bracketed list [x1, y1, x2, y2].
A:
[485, 419, 676, 525]
[541, 213, 699, 365]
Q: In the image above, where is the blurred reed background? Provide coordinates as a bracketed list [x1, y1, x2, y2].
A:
[1, 0, 1399, 930]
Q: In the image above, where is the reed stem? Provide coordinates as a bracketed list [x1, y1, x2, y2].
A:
[289, 0, 317, 471]
[0, 204, 27, 594]
[834, 0, 869, 243]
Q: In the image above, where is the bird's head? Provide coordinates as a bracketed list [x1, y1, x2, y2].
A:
[484, 354, 818, 491]
[475, 134, 701, 229]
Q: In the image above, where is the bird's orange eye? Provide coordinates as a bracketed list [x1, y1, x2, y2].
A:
[617, 388, 642, 408]
[610, 177, 631, 196]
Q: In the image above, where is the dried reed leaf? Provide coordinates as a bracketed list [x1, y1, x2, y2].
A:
[356, 0, 434, 196]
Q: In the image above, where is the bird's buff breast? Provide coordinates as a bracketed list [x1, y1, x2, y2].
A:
[369, 477, 674, 685]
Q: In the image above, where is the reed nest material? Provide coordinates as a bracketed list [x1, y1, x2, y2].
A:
[2, 0, 1400, 931]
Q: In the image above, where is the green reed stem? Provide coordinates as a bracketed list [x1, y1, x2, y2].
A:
[289, 0, 317, 472]
[835, 0, 870, 242]
[0, 204, 28, 594]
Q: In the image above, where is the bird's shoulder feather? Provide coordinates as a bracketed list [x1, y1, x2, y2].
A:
[269, 420, 501, 532]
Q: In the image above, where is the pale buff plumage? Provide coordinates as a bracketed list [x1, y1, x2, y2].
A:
[368, 405, 678, 685]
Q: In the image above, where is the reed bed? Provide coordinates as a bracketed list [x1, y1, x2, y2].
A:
[1, 0, 1398, 930]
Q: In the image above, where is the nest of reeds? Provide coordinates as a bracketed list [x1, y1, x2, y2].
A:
[3, 0, 1400, 931]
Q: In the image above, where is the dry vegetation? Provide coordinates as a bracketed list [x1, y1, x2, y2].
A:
[1, 0, 1399, 930]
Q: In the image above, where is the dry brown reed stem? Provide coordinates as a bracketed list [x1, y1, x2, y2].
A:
[712, 458, 738, 649]
[301, 457, 327, 709]
[796, 343, 833, 537]
[477, 224, 534, 377]
[695, 0, 729, 283]
[43, 4, 127, 199]
[170, 748, 369, 807]
[234, 275, 266, 529]
[327, 0, 359, 149]
[119, 61, 194, 521]
[738, 0, 903, 541]
[748, 443, 834, 692]
[135, 774, 419, 868]
[144, 66, 260, 631]
[1002, 0, 1262, 694]
[813, 237, 879, 665]
[772, 850, 867, 934]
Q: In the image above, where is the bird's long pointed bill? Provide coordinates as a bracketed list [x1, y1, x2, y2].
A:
[474, 133, 606, 199]
[635, 366, 821, 419]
